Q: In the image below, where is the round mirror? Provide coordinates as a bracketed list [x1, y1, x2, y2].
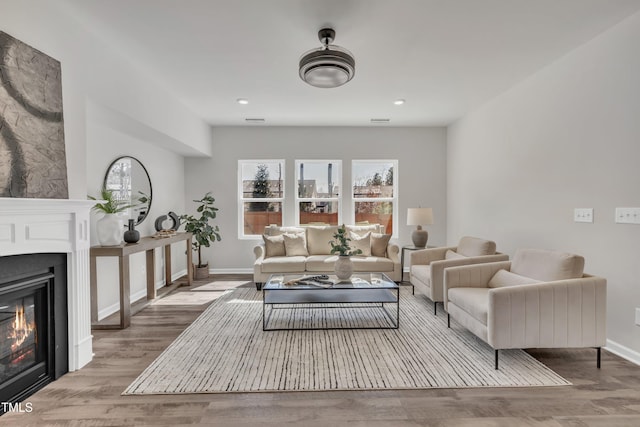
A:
[104, 156, 152, 225]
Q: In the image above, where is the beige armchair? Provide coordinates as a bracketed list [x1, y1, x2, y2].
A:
[409, 236, 508, 314]
[444, 248, 607, 369]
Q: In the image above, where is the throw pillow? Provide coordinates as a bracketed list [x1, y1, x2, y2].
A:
[307, 226, 339, 255]
[283, 232, 309, 256]
[346, 224, 380, 237]
[348, 231, 371, 256]
[370, 233, 391, 257]
[262, 234, 285, 258]
[445, 250, 466, 260]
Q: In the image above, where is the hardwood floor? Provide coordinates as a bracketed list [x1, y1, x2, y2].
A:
[4, 274, 640, 426]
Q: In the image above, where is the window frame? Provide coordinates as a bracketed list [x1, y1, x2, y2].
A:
[237, 159, 286, 239]
[294, 159, 342, 226]
[351, 159, 398, 237]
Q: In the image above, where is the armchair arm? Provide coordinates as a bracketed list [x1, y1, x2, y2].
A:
[443, 261, 512, 311]
[488, 275, 607, 350]
[409, 246, 455, 266]
[429, 254, 510, 302]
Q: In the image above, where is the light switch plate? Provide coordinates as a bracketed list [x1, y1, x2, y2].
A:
[615, 207, 640, 224]
[574, 208, 593, 223]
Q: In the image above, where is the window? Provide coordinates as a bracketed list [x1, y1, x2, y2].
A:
[238, 160, 285, 238]
[352, 160, 398, 235]
[295, 160, 341, 225]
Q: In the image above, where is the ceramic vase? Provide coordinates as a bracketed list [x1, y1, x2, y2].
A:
[97, 213, 124, 246]
[124, 219, 140, 243]
[335, 255, 353, 280]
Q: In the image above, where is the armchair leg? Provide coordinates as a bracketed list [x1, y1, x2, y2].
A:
[495, 350, 499, 370]
[433, 301, 437, 315]
[255, 282, 263, 291]
[597, 347, 601, 369]
[447, 314, 450, 328]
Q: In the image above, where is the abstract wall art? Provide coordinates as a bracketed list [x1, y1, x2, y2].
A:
[0, 31, 68, 198]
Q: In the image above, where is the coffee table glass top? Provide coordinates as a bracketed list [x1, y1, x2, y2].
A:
[263, 273, 398, 290]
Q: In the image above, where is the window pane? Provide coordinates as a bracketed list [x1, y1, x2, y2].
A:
[298, 162, 340, 198]
[299, 201, 339, 225]
[355, 201, 393, 234]
[352, 161, 394, 198]
[243, 202, 282, 235]
[241, 161, 284, 199]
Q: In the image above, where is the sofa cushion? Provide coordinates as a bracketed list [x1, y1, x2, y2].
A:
[445, 249, 466, 260]
[346, 224, 380, 236]
[448, 287, 490, 325]
[349, 231, 372, 256]
[511, 248, 585, 282]
[262, 234, 286, 258]
[260, 256, 307, 273]
[456, 236, 496, 257]
[488, 269, 541, 288]
[305, 255, 338, 272]
[351, 256, 394, 272]
[267, 226, 305, 236]
[283, 232, 309, 256]
[307, 226, 339, 255]
[370, 233, 391, 257]
[410, 265, 431, 288]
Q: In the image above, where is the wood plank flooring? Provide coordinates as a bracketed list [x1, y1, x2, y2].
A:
[3, 274, 640, 426]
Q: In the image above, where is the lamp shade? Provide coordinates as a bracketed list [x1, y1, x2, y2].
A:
[407, 208, 434, 226]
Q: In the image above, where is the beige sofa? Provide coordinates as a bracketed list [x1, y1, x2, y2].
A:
[409, 236, 509, 314]
[444, 248, 607, 369]
[253, 224, 401, 288]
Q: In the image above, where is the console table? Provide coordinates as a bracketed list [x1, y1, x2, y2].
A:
[90, 232, 193, 329]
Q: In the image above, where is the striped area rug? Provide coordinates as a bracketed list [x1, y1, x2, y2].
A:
[123, 287, 570, 394]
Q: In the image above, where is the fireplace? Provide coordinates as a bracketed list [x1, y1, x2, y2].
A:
[0, 254, 68, 407]
[0, 198, 95, 411]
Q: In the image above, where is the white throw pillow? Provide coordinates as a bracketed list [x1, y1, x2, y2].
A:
[307, 226, 339, 255]
[349, 231, 371, 256]
[262, 234, 285, 258]
[283, 232, 309, 256]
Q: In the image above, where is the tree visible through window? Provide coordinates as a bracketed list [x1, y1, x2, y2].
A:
[238, 160, 284, 237]
[352, 160, 397, 235]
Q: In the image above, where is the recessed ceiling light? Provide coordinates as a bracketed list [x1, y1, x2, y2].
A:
[393, 99, 405, 105]
[371, 118, 390, 123]
[237, 98, 249, 105]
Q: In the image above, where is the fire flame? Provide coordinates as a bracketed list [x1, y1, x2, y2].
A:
[10, 304, 34, 353]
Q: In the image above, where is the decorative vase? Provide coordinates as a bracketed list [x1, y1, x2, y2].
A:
[123, 219, 140, 244]
[96, 213, 124, 246]
[335, 255, 353, 280]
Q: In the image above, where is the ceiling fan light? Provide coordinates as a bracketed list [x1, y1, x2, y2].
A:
[299, 29, 355, 88]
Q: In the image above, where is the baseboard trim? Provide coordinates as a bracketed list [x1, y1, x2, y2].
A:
[605, 339, 640, 366]
[209, 267, 253, 275]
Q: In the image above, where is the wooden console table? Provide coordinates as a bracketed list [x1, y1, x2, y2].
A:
[90, 232, 193, 330]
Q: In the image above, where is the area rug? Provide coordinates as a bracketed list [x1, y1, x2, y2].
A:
[124, 288, 570, 395]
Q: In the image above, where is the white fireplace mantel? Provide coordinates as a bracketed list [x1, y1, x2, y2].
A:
[0, 197, 95, 371]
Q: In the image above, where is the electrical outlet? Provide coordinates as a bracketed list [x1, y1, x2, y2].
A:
[574, 208, 593, 223]
[615, 207, 640, 224]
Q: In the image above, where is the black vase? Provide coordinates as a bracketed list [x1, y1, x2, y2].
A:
[124, 219, 140, 243]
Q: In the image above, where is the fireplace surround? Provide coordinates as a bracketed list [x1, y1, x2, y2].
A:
[0, 198, 95, 404]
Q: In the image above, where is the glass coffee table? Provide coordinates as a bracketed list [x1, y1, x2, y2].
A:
[262, 273, 399, 331]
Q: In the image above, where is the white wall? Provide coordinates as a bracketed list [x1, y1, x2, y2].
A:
[0, 1, 210, 318]
[87, 115, 187, 318]
[185, 126, 447, 272]
[447, 12, 640, 359]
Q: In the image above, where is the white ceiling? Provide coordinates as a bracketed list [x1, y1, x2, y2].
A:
[62, 0, 640, 127]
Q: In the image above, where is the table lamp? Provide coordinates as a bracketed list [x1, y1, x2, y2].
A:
[407, 207, 433, 248]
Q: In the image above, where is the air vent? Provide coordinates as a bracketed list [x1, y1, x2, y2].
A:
[370, 118, 390, 123]
[245, 118, 265, 123]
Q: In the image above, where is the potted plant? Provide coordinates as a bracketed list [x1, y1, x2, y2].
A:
[180, 192, 222, 279]
[330, 225, 362, 280]
[88, 188, 137, 246]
